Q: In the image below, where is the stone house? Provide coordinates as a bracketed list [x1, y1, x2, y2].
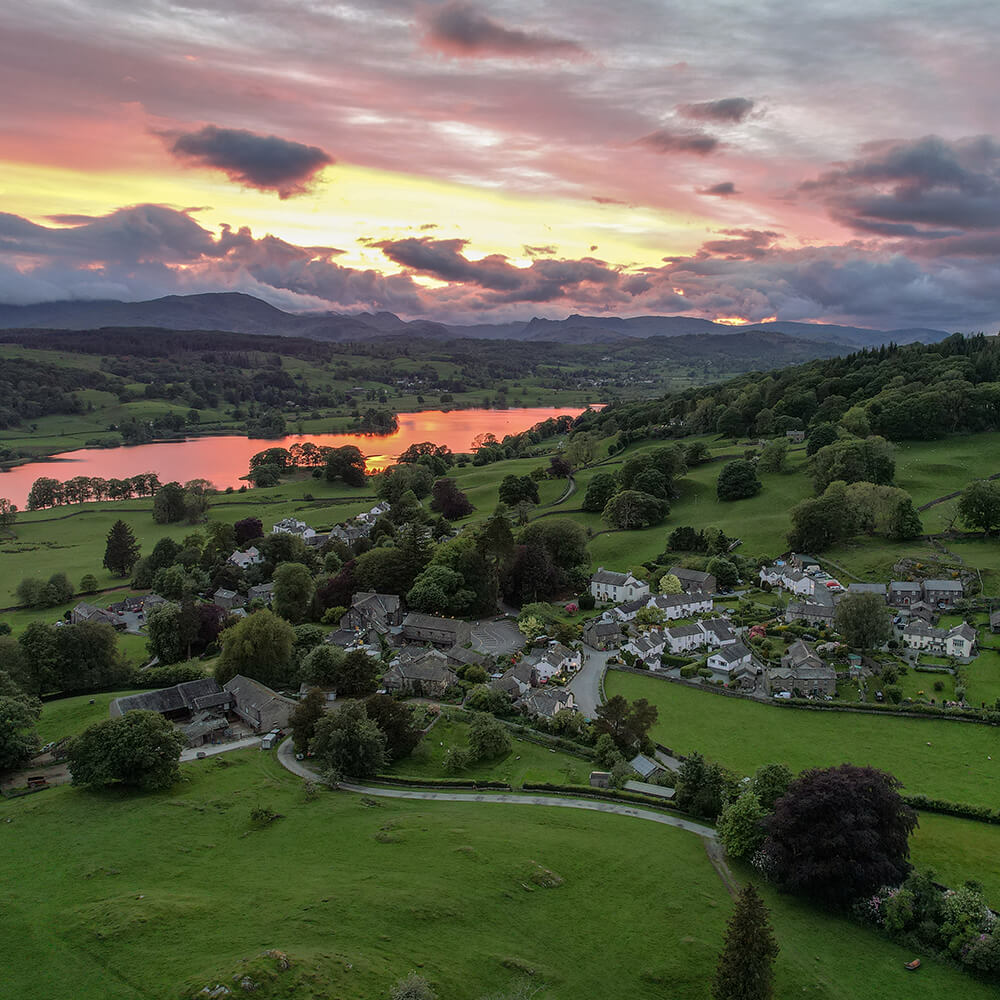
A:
[922, 579, 964, 609]
[778, 640, 837, 697]
[70, 601, 126, 630]
[667, 566, 717, 595]
[516, 687, 576, 719]
[786, 429, 806, 443]
[342, 592, 403, 636]
[590, 568, 650, 604]
[213, 588, 246, 611]
[492, 662, 539, 699]
[248, 581, 274, 605]
[582, 617, 621, 650]
[222, 674, 296, 732]
[382, 650, 458, 697]
[785, 600, 836, 627]
[888, 581, 922, 607]
[401, 612, 466, 647]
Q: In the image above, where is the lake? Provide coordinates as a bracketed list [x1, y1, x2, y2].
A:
[0, 406, 594, 508]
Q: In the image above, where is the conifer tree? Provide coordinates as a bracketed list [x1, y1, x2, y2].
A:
[102, 519, 141, 577]
[711, 883, 779, 1000]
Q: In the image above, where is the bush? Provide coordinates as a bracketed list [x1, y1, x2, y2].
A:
[680, 664, 699, 678]
[443, 747, 472, 774]
[578, 592, 596, 611]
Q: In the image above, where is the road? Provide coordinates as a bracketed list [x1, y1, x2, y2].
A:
[568, 644, 611, 719]
[275, 739, 716, 838]
[180, 735, 261, 761]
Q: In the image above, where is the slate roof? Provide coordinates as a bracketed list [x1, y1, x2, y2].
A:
[629, 754, 661, 779]
[889, 581, 922, 593]
[701, 618, 736, 642]
[111, 678, 222, 716]
[848, 583, 887, 595]
[666, 623, 703, 639]
[710, 642, 751, 665]
[591, 568, 630, 586]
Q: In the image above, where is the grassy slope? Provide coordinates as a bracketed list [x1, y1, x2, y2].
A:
[35, 690, 148, 744]
[1, 750, 990, 1000]
[386, 718, 591, 788]
[605, 671, 1000, 809]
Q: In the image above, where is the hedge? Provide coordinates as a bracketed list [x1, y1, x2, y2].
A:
[659, 653, 692, 667]
[370, 775, 512, 790]
[903, 794, 1000, 825]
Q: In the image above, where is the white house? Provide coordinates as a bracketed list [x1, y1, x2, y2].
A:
[901, 621, 977, 659]
[623, 631, 666, 664]
[647, 592, 713, 620]
[706, 642, 754, 682]
[591, 568, 650, 604]
[271, 517, 316, 540]
[662, 618, 736, 655]
[228, 546, 262, 570]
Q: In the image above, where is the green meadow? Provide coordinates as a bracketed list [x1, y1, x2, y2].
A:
[1, 749, 991, 1000]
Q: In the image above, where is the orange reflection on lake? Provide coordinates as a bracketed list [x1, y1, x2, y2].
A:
[0, 407, 594, 508]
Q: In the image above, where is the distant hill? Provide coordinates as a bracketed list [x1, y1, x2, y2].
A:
[0, 292, 951, 348]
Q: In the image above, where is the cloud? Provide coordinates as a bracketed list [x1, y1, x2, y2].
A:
[523, 244, 556, 256]
[678, 97, 755, 123]
[700, 181, 740, 197]
[638, 128, 719, 155]
[801, 135, 1000, 239]
[162, 125, 333, 198]
[422, 2, 586, 59]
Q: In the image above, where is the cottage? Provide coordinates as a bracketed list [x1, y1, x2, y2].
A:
[342, 592, 403, 635]
[212, 588, 246, 611]
[848, 583, 887, 599]
[785, 600, 836, 627]
[527, 641, 581, 680]
[382, 649, 458, 697]
[667, 566, 717, 596]
[228, 546, 263, 570]
[222, 675, 296, 732]
[582, 616, 621, 650]
[647, 592, 714, 619]
[401, 612, 466, 646]
[247, 581, 275, 605]
[611, 597, 651, 623]
[70, 601, 126, 630]
[990, 611, 1000, 634]
[493, 661, 539, 698]
[270, 517, 316, 540]
[516, 687, 576, 719]
[700, 618, 738, 647]
[777, 640, 837, 696]
[888, 581, 922, 607]
[901, 621, 977, 659]
[705, 642, 754, 682]
[922, 579, 964, 609]
[786, 429, 806, 443]
[590, 568, 650, 604]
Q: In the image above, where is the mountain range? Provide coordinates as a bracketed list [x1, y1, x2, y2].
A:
[0, 292, 952, 348]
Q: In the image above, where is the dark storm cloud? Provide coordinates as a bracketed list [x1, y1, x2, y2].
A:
[700, 181, 739, 197]
[678, 98, 755, 123]
[422, 2, 586, 59]
[163, 125, 334, 198]
[802, 135, 1000, 238]
[638, 128, 719, 155]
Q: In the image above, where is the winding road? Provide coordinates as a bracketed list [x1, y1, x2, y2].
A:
[275, 737, 716, 839]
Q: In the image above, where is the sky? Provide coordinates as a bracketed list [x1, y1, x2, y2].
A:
[2, 0, 1000, 330]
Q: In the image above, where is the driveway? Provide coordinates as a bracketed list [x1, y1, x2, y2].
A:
[470, 619, 523, 656]
[568, 644, 611, 719]
[180, 735, 261, 762]
[275, 739, 715, 839]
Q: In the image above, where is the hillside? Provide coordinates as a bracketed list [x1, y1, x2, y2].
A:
[0, 292, 951, 347]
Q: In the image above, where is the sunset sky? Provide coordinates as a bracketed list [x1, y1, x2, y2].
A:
[3, 1, 1000, 329]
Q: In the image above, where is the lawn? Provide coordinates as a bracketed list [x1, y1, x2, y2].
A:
[909, 812, 1000, 907]
[36, 690, 148, 744]
[386, 716, 591, 788]
[0, 750, 991, 1000]
[605, 671, 1000, 809]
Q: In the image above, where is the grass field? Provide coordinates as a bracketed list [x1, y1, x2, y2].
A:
[35, 690, 148, 744]
[1, 749, 991, 1000]
[386, 717, 591, 788]
[605, 671, 1000, 809]
[909, 812, 1000, 906]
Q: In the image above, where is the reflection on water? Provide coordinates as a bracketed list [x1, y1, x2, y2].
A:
[0, 407, 593, 508]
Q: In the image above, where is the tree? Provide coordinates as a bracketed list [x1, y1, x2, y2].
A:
[79, 573, 99, 594]
[365, 694, 423, 761]
[498, 474, 539, 506]
[272, 562, 316, 624]
[0, 497, 16, 531]
[429, 477, 474, 520]
[750, 763, 792, 811]
[67, 711, 186, 791]
[0, 693, 41, 771]
[757, 439, 788, 474]
[234, 516, 264, 545]
[602, 490, 666, 530]
[300, 644, 345, 685]
[957, 479, 1000, 535]
[103, 519, 141, 577]
[674, 752, 740, 820]
[152, 482, 187, 523]
[389, 972, 437, 1000]
[468, 712, 512, 760]
[311, 701, 388, 779]
[707, 556, 738, 591]
[833, 592, 891, 648]
[806, 423, 839, 456]
[761, 764, 918, 906]
[808, 436, 895, 494]
[581, 472, 618, 512]
[888, 496, 923, 541]
[710, 883, 779, 1000]
[407, 565, 475, 615]
[717, 460, 762, 501]
[717, 792, 768, 860]
[215, 609, 296, 689]
[325, 445, 367, 486]
[333, 650, 380, 698]
[658, 573, 683, 595]
[146, 602, 185, 665]
[594, 695, 658, 754]
[290, 688, 327, 752]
